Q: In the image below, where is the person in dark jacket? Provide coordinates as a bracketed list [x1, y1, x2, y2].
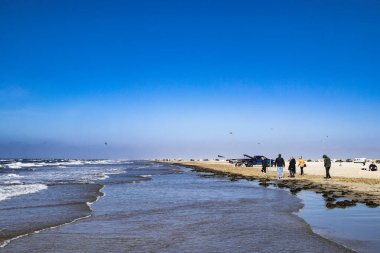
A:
[288, 157, 296, 177]
[261, 156, 267, 174]
[323, 154, 332, 179]
[369, 162, 378, 171]
[275, 154, 285, 179]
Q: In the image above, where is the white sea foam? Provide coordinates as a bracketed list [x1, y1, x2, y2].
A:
[0, 184, 48, 202]
[0, 174, 23, 185]
[2, 180, 22, 185]
[0, 173, 22, 179]
[4, 159, 130, 170]
[6, 162, 44, 169]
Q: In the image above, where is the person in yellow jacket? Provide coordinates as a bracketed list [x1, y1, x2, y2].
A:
[298, 156, 306, 175]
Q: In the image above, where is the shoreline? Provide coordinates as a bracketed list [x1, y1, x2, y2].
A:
[2, 162, 356, 253]
[169, 161, 380, 208]
[0, 183, 105, 248]
[175, 162, 357, 253]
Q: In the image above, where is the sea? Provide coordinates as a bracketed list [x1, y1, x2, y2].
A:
[0, 159, 379, 252]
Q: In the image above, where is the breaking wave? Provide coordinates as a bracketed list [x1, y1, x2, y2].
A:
[0, 184, 48, 202]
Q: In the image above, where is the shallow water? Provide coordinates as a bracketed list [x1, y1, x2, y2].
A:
[1, 163, 351, 253]
[0, 159, 140, 246]
[297, 191, 380, 253]
[0, 184, 101, 244]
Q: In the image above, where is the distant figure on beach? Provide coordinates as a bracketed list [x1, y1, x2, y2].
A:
[261, 156, 267, 174]
[298, 156, 306, 175]
[369, 161, 378, 171]
[275, 154, 285, 179]
[288, 157, 296, 177]
[323, 154, 332, 179]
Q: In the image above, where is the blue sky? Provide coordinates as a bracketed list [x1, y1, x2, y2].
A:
[1, 0, 380, 159]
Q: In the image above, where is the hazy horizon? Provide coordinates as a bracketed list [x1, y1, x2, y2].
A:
[1, 0, 379, 159]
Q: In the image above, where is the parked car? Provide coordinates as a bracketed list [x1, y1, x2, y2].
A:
[346, 159, 353, 162]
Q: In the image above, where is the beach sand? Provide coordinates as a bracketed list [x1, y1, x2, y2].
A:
[169, 160, 380, 208]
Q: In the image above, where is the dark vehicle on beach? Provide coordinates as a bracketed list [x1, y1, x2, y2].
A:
[228, 155, 274, 167]
[243, 154, 274, 167]
[346, 159, 353, 162]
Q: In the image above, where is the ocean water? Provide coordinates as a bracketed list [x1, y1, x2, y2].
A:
[0, 159, 133, 246]
[0, 160, 376, 252]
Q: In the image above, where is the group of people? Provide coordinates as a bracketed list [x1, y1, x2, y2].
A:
[272, 154, 309, 179]
[266, 154, 332, 180]
[261, 154, 378, 180]
[287, 156, 307, 177]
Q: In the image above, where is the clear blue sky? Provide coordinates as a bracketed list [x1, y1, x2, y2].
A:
[1, 0, 379, 159]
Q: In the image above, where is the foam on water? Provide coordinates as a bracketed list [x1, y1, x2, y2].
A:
[0, 174, 23, 186]
[6, 162, 44, 169]
[0, 174, 22, 179]
[1, 159, 131, 170]
[0, 160, 139, 249]
[0, 184, 48, 202]
[0, 159, 132, 203]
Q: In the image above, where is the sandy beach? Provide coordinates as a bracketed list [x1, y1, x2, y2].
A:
[169, 160, 380, 208]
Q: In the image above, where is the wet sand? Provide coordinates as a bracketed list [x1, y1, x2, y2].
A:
[171, 161, 380, 208]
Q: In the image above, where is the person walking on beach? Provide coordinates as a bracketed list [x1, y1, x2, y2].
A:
[288, 157, 296, 177]
[261, 156, 267, 174]
[369, 161, 378, 171]
[323, 154, 332, 179]
[298, 156, 306, 175]
[275, 154, 285, 179]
